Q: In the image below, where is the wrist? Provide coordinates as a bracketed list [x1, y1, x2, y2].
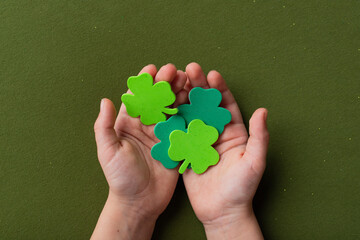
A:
[91, 192, 158, 240]
[203, 204, 263, 240]
[107, 190, 159, 221]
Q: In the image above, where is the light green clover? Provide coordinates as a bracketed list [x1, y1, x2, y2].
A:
[121, 73, 178, 125]
[168, 119, 219, 174]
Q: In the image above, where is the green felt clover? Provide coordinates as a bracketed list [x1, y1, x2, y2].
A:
[121, 73, 178, 125]
[177, 87, 231, 134]
[168, 119, 219, 174]
[151, 115, 186, 169]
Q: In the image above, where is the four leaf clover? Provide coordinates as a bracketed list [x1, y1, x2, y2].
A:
[121, 73, 178, 125]
[168, 120, 219, 174]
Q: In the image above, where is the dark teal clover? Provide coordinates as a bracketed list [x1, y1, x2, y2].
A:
[177, 87, 231, 134]
[151, 115, 186, 169]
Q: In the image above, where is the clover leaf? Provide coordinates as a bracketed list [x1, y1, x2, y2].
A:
[151, 115, 186, 169]
[168, 119, 219, 174]
[177, 87, 231, 134]
[121, 73, 178, 125]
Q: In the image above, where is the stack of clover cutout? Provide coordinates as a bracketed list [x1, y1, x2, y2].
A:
[121, 73, 232, 174]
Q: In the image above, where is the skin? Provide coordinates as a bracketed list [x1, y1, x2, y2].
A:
[182, 63, 269, 239]
[92, 63, 269, 240]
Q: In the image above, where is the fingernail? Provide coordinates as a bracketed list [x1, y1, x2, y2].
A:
[100, 98, 105, 111]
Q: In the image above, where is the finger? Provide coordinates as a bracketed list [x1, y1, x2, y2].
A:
[138, 64, 157, 79]
[123, 64, 158, 95]
[207, 70, 244, 124]
[185, 62, 209, 88]
[94, 98, 120, 157]
[171, 70, 187, 94]
[173, 89, 189, 107]
[243, 108, 269, 175]
[184, 78, 192, 92]
[154, 63, 177, 83]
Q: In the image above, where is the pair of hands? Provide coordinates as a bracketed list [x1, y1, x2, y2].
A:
[92, 63, 269, 240]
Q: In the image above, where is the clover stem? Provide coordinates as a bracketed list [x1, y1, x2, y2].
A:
[162, 107, 178, 115]
[179, 160, 189, 174]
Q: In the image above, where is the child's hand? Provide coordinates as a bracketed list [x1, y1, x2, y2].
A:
[92, 64, 187, 240]
[182, 63, 269, 240]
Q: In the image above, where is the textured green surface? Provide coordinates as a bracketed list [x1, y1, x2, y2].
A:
[1, 1, 359, 239]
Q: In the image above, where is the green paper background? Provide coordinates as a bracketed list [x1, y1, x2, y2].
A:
[1, 1, 359, 239]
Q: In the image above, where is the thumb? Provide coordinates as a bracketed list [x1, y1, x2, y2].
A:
[94, 98, 119, 156]
[243, 108, 269, 175]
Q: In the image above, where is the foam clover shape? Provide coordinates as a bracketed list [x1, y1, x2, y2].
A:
[121, 73, 178, 125]
[168, 119, 219, 174]
[177, 87, 231, 134]
[151, 115, 186, 169]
